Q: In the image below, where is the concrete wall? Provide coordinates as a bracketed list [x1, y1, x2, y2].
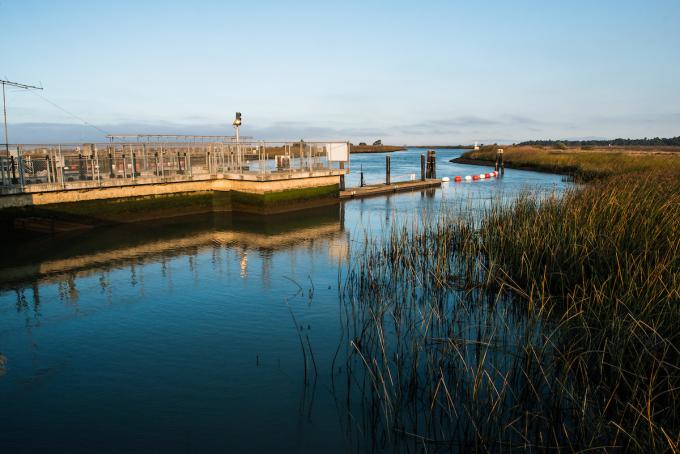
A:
[0, 174, 343, 229]
[0, 174, 341, 209]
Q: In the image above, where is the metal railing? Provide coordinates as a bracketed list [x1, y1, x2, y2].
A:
[0, 141, 349, 193]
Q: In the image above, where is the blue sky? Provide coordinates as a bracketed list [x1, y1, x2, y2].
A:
[2, 0, 679, 144]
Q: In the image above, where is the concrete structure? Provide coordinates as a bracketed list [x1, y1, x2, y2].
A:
[0, 170, 345, 209]
[0, 139, 350, 229]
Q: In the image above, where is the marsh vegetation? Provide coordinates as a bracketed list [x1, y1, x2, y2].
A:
[338, 168, 679, 451]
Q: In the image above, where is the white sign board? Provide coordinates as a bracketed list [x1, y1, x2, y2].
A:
[327, 143, 349, 162]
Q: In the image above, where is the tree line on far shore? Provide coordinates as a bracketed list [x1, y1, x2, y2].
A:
[518, 136, 680, 147]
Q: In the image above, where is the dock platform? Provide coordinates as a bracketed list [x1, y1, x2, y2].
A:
[339, 179, 441, 199]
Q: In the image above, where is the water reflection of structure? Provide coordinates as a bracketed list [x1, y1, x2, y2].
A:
[1, 205, 350, 307]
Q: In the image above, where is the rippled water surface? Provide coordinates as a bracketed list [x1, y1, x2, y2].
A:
[0, 149, 568, 452]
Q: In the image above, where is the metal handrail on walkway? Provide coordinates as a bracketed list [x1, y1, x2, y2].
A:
[0, 141, 350, 194]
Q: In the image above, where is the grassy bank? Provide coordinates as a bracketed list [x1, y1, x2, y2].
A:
[341, 162, 679, 449]
[459, 145, 680, 180]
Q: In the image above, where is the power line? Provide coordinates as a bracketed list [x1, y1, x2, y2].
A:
[30, 90, 110, 136]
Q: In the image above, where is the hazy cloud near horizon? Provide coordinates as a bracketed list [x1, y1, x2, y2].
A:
[7, 112, 678, 145]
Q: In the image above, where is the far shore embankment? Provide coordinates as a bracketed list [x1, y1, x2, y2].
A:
[350, 145, 407, 153]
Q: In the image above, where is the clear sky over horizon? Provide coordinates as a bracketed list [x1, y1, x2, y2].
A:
[2, 0, 679, 144]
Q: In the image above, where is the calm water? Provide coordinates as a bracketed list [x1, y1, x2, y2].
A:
[0, 149, 568, 452]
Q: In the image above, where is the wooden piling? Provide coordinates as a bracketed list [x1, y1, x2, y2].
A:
[339, 161, 345, 190]
[425, 150, 436, 179]
[496, 148, 504, 176]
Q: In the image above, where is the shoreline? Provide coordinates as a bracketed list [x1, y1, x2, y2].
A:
[449, 157, 572, 176]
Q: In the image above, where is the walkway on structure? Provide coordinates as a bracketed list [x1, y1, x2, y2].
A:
[339, 179, 441, 199]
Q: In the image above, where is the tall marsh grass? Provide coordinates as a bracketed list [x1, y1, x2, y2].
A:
[339, 171, 679, 451]
[463, 146, 680, 180]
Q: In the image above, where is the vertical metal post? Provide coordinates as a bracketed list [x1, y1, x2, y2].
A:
[46, 154, 51, 183]
[235, 125, 241, 173]
[339, 161, 345, 191]
[47, 149, 52, 183]
[18, 156, 25, 189]
[220, 143, 225, 172]
[51, 148, 58, 184]
[385, 155, 390, 185]
[1, 79, 42, 154]
[263, 144, 267, 174]
[94, 146, 100, 185]
[59, 145, 65, 188]
[2, 82, 8, 155]
[10, 156, 17, 184]
[431, 150, 436, 179]
[142, 144, 147, 173]
[78, 153, 86, 180]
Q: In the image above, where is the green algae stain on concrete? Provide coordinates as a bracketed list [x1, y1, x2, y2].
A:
[230, 184, 340, 214]
[231, 184, 339, 207]
[41, 191, 216, 222]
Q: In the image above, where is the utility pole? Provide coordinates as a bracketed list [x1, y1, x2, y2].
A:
[232, 112, 242, 143]
[233, 112, 242, 171]
[1, 79, 43, 154]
